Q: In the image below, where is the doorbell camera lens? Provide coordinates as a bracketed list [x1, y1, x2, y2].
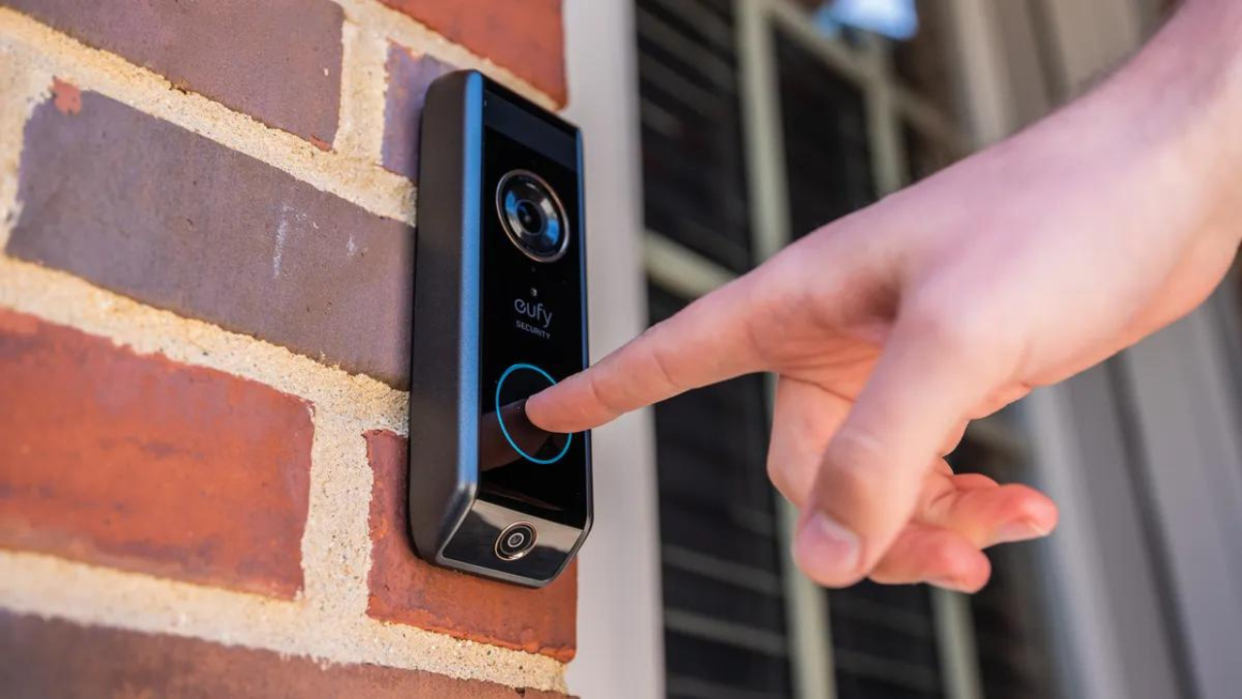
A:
[497, 170, 569, 262]
[495, 522, 537, 561]
[515, 200, 544, 234]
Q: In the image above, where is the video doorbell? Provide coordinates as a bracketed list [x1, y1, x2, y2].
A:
[408, 70, 592, 587]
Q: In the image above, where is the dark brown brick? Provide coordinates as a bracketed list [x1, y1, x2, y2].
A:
[0, 309, 312, 598]
[383, 44, 456, 180]
[8, 86, 415, 388]
[365, 431, 578, 661]
[378, 0, 566, 105]
[0, 611, 570, 698]
[4, 0, 342, 144]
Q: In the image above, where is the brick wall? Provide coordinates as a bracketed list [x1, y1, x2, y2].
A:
[0, 1, 575, 696]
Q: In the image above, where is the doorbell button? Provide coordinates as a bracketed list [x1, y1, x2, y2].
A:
[495, 522, 538, 561]
[479, 399, 552, 472]
[495, 363, 572, 465]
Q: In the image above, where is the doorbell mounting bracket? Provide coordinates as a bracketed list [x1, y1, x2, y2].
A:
[408, 70, 592, 587]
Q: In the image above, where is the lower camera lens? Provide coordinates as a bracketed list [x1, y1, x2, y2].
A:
[495, 522, 537, 561]
[497, 170, 569, 262]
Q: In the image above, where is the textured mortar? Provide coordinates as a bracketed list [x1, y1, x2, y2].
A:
[336, 19, 390, 162]
[331, 0, 558, 111]
[0, 46, 49, 250]
[0, 8, 412, 223]
[0, 552, 567, 691]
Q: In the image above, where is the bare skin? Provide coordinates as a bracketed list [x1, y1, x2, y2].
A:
[528, 0, 1242, 592]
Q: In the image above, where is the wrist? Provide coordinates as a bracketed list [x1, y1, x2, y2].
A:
[1062, 0, 1242, 252]
[1133, 1, 1242, 246]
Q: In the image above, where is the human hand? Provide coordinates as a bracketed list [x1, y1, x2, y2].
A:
[527, 4, 1242, 591]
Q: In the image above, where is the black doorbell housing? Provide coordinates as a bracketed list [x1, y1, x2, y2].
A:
[409, 70, 591, 587]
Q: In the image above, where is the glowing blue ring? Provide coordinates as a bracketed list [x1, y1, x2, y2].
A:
[495, 363, 572, 465]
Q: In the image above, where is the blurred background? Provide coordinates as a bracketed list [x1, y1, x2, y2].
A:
[566, 1, 1242, 698]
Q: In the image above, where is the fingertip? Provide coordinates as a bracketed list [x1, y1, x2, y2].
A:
[931, 551, 991, 593]
[1016, 485, 1060, 535]
[988, 485, 1059, 546]
[523, 385, 565, 431]
[525, 375, 601, 433]
[926, 534, 988, 589]
[1042, 500, 1061, 535]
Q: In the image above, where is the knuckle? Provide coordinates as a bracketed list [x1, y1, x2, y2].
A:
[816, 437, 889, 522]
[646, 343, 681, 392]
[585, 369, 625, 417]
[633, 323, 684, 392]
[821, 429, 894, 500]
[901, 295, 1021, 381]
[904, 302, 992, 356]
[906, 272, 1016, 338]
[824, 428, 887, 474]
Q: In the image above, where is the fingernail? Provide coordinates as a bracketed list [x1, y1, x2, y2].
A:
[795, 511, 861, 577]
[992, 519, 1051, 546]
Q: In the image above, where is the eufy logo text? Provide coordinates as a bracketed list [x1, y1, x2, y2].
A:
[514, 295, 553, 339]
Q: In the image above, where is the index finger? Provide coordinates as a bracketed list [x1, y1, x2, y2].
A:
[525, 271, 771, 433]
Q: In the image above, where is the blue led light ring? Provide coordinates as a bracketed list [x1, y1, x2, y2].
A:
[495, 363, 573, 465]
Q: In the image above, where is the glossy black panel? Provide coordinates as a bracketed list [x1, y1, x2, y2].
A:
[476, 112, 589, 528]
[442, 507, 571, 582]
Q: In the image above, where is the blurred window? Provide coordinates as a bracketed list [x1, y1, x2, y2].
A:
[889, 2, 964, 125]
[902, 122, 960, 184]
[828, 580, 946, 698]
[637, 1, 1056, 698]
[775, 29, 876, 237]
[650, 282, 795, 699]
[636, 0, 754, 273]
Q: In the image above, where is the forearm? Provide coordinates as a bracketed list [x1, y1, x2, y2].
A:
[998, 0, 1242, 269]
[1120, 0, 1242, 248]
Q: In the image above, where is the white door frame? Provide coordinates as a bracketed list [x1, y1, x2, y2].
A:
[562, 1, 665, 697]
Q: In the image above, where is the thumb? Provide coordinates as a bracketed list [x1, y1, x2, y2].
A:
[793, 312, 1000, 587]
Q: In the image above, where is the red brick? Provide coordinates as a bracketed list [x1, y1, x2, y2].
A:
[50, 77, 80, 115]
[383, 44, 456, 180]
[0, 309, 312, 598]
[4, 0, 343, 144]
[8, 86, 415, 388]
[0, 611, 570, 698]
[365, 431, 577, 661]
[378, 0, 566, 105]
